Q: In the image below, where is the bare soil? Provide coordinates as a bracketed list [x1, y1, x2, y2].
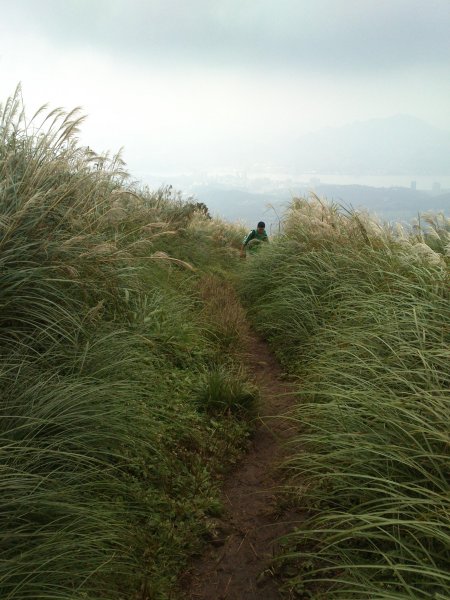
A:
[184, 332, 304, 600]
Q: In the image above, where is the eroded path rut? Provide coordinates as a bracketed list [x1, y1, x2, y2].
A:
[185, 333, 304, 600]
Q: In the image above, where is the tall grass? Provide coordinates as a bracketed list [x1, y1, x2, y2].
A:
[240, 196, 450, 599]
[0, 87, 254, 599]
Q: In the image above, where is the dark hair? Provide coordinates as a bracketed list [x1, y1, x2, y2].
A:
[257, 221, 265, 228]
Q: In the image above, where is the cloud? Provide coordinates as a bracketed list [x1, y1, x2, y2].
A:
[1, 0, 449, 177]
[6, 0, 450, 73]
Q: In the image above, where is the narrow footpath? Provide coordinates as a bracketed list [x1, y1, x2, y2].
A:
[185, 332, 305, 600]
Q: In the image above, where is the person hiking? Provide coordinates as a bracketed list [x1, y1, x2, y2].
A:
[240, 221, 269, 258]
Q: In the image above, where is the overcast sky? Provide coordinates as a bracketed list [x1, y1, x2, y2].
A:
[1, 0, 449, 178]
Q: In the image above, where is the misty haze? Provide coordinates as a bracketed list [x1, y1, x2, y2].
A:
[1, 0, 449, 226]
[144, 113, 450, 228]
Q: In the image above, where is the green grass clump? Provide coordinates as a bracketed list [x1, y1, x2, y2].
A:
[240, 196, 450, 599]
[0, 87, 251, 599]
[194, 366, 259, 415]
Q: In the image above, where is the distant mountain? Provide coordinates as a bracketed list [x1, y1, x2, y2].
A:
[193, 183, 449, 227]
[312, 185, 450, 222]
[290, 115, 450, 175]
[191, 185, 287, 230]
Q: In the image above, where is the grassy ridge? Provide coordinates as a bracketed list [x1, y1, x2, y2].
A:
[0, 89, 255, 599]
[240, 198, 450, 599]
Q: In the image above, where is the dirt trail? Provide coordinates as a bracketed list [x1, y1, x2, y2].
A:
[185, 333, 304, 600]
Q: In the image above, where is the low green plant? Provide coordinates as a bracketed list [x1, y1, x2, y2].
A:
[194, 366, 259, 415]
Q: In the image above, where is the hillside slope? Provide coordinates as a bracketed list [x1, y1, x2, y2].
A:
[241, 198, 450, 599]
[0, 90, 256, 600]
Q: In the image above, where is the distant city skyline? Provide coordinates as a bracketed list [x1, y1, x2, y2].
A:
[141, 169, 450, 194]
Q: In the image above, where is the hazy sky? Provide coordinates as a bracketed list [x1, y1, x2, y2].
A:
[1, 0, 449, 177]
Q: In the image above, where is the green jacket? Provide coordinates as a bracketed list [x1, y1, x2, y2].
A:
[243, 229, 269, 251]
